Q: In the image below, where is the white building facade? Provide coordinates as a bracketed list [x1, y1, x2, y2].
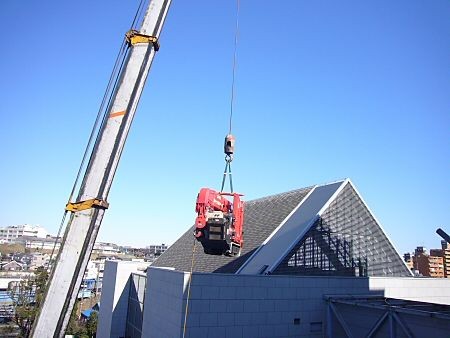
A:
[93, 242, 120, 255]
[0, 224, 48, 243]
[147, 244, 168, 255]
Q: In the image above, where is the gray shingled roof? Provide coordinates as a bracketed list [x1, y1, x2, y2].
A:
[152, 186, 313, 273]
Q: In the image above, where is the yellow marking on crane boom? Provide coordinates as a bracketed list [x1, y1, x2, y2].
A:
[65, 198, 109, 212]
[125, 29, 160, 50]
[109, 110, 126, 118]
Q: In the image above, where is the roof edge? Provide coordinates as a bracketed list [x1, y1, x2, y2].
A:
[267, 180, 347, 273]
[317, 178, 350, 216]
[345, 180, 413, 277]
[235, 185, 317, 274]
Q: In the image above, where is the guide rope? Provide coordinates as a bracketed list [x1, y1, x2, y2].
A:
[182, 239, 197, 338]
[184, 1, 241, 335]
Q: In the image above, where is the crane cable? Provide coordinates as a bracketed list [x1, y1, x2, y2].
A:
[221, 0, 240, 194]
[48, 2, 145, 274]
[49, 42, 128, 273]
[183, 1, 241, 336]
[228, 0, 240, 135]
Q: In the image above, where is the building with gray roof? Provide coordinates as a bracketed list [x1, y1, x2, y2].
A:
[153, 179, 411, 277]
[97, 179, 450, 338]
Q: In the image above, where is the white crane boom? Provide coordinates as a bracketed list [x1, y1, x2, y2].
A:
[31, 1, 172, 336]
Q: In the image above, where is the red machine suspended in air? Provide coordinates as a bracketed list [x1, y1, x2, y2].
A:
[194, 134, 245, 256]
[194, 188, 244, 255]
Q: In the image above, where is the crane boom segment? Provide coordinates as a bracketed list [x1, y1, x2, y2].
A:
[31, 1, 172, 337]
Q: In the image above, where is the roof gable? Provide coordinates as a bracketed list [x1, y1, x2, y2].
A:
[272, 181, 412, 277]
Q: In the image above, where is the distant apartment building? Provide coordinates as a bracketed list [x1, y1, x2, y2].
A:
[83, 260, 100, 280]
[442, 241, 450, 278]
[429, 241, 450, 278]
[414, 246, 445, 278]
[147, 244, 168, 256]
[403, 253, 414, 272]
[16, 236, 62, 251]
[93, 242, 120, 255]
[0, 224, 48, 242]
[29, 253, 50, 270]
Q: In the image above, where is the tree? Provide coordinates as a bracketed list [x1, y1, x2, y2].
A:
[0, 243, 25, 256]
[9, 266, 97, 337]
[86, 311, 98, 337]
[8, 266, 48, 337]
[66, 300, 88, 337]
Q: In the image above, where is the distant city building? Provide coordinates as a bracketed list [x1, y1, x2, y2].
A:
[120, 246, 133, 254]
[0, 224, 48, 243]
[413, 246, 445, 278]
[442, 241, 450, 278]
[93, 242, 120, 255]
[15, 235, 61, 251]
[0, 261, 24, 272]
[29, 253, 50, 270]
[11, 253, 31, 266]
[405, 245, 449, 278]
[415, 246, 426, 256]
[429, 241, 450, 278]
[403, 252, 414, 272]
[83, 260, 99, 280]
[147, 244, 168, 256]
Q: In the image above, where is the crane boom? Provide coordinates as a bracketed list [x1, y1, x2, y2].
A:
[31, 1, 172, 336]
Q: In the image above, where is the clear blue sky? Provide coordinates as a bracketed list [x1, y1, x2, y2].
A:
[0, 0, 448, 255]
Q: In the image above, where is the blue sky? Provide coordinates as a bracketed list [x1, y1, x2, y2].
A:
[0, 0, 448, 255]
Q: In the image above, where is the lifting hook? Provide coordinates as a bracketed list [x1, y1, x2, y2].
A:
[224, 134, 235, 162]
[221, 134, 235, 193]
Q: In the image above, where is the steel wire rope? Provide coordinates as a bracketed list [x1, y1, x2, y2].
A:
[47, 1, 142, 270]
[228, 0, 240, 135]
[183, 1, 241, 335]
[130, 0, 146, 30]
[220, 160, 233, 193]
[221, 0, 240, 194]
[48, 43, 129, 271]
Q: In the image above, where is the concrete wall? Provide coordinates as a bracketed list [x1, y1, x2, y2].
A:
[97, 261, 149, 338]
[143, 267, 450, 338]
[369, 276, 450, 305]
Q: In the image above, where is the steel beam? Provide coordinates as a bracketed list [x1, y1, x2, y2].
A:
[367, 312, 389, 338]
[329, 302, 354, 338]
